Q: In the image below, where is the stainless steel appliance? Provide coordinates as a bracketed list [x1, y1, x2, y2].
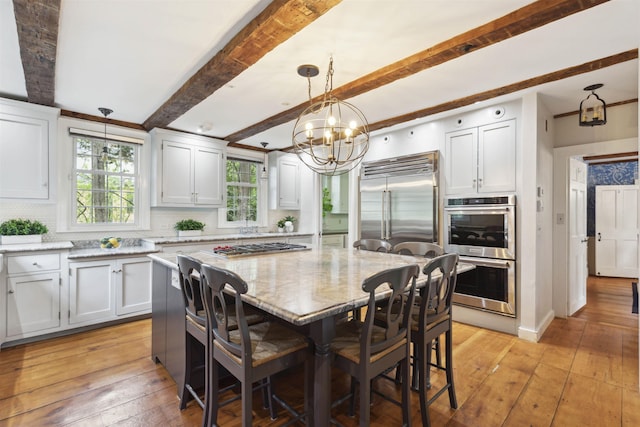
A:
[359, 151, 438, 246]
[444, 195, 516, 316]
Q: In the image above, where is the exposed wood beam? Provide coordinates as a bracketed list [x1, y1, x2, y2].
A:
[583, 151, 638, 163]
[366, 50, 638, 133]
[226, 0, 610, 143]
[60, 110, 146, 131]
[12, 0, 60, 106]
[554, 98, 638, 119]
[142, 0, 342, 131]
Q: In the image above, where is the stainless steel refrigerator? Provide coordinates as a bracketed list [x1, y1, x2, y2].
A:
[359, 151, 438, 246]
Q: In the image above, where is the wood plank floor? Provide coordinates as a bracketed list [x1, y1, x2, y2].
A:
[0, 276, 638, 426]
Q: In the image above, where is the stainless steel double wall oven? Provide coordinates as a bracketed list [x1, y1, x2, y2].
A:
[444, 195, 516, 317]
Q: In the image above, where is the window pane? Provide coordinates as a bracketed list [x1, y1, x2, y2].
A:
[73, 136, 138, 226]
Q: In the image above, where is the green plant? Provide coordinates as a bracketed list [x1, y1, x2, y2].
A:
[322, 187, 333, 217]
[174, 219, 205, 231]
[0, 219, 48, 235]
[277, 219, 286, 228]
[283, 215, 296, 223]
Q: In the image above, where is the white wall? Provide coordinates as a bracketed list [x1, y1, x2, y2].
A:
[554, 103, 638, 147]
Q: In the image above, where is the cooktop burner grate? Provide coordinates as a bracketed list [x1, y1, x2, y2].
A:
[208, 242, 310, 258]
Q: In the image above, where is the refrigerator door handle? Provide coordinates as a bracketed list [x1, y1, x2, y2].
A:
[385, 189, 391, 240]
[381, 190, 386, 240]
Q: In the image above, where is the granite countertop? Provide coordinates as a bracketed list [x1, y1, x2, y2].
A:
[0, 241, 74, 253]
[149, 248, 474, 326]
[142, 231, 313, 245]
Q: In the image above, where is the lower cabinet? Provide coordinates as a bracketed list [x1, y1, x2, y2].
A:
[69, 256, 151, 326]
[6, 272, 61, 337]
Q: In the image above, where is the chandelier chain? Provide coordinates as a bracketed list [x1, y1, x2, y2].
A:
[324, 56, 334, 103]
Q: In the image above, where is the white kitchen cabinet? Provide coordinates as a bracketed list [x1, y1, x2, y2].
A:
[3, 252, 62, 341]
[269, 152, 301, 210]
[445, 119, 516, 195]
[69, 256, 151, 325]
[321, 234, 345, 248]
[0, 99, 59, 200]
[150, 128, 226, 207]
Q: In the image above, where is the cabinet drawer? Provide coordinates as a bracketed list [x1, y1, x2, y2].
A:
[8, 253, 60, 274]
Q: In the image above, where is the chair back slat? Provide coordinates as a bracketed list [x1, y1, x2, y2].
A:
[177, 255, 206, 323]
[362, 264, 420, 358]
[393, 241, 444, 258]
[200, 264, 251, 361]
[353, 239, 393, 253]
[420, 253, 459, 326]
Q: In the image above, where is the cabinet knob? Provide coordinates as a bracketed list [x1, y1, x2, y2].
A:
[8, 289, 14, 294]
[32, 262, 39, 266]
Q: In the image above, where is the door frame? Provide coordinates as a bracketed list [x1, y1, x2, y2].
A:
[553, 137, 638, 317]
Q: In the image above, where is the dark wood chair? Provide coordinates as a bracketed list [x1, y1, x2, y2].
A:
[330, 263, 420, 426]
[353, 238, 393, 252]
[413, 253, 459, 427]
[200, 263, 312, 427]
[392, 241, 444, 258]
[392, 241, 445, 386]
[176, 254, 209, 425]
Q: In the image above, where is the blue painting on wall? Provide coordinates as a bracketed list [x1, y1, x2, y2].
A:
[587, 161, 638, 236]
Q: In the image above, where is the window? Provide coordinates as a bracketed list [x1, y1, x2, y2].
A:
[73, 135, 139, 225]
[225, 158, 260, 225]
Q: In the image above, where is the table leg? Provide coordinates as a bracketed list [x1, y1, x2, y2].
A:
[309, 317, 335, 427]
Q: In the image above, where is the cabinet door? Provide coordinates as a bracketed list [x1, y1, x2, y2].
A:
[445, 128, 477, 195]
[116, 258, 152, 315]
[478, 119, 516, 193]
[6, 272, 60, 337]
[69, 260, 114, 324]
[0, 113, 49, 199]
[193, 145, 224, 206]
[161, 141, 193, 205]
[278, 158, 300, 209]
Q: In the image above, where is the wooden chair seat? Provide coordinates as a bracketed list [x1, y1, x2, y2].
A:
[214, 321, 310, 367]
[331, 320, 407, 364]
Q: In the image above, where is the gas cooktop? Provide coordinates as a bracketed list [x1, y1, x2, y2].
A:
[205, 242, 310, 258]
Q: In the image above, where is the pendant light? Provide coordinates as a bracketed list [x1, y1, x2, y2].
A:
[98, 107, 113, 162]
[260, 142, 268, 180]
[292, 57, 369, 176]
[579, 84, 606, 127]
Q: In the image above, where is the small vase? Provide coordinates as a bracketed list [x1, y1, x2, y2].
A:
[178, 230, 202, 237]
[278, 227, 284, 233]
[0, 234, 42, 245]
[284, 221, 294, 233]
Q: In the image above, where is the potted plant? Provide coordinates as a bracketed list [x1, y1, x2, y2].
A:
[276, 218, 286, 233]
[174, 219, 205, 237]
[0, 219, 48, 244]
[282, 215, 296, 233]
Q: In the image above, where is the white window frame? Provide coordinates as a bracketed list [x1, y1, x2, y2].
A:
[218, 147, 267, 229]
[57, 117, 150, 233]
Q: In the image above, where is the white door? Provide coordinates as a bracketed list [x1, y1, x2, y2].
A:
[478, 119, 516, 194]
[194, 146, 224, 206]
[445, 127, 477, 194]
[595, 185, 639, 277]
[69, 260, 115, 324]
[6, 272, 60, 337]
[161, 140, 193, 205]
[568, 158, 588, 315]
[116, 258, 152, 315]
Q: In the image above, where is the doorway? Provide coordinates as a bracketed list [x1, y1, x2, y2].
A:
[320, 174, 349, 248]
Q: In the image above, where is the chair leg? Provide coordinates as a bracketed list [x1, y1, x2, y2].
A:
[425, 337, 433, 390]
[208, 359, 220, 427]
[445, 329, 458, 409]
[401, 353, 412, 427]
[348, 377, 357, 417]
[267, 377, 278, 420]
[241, 380, 253, 427]
[434, 337, 442, 368]
[359, 376, 371, 427]
[419, 338, 431, 427]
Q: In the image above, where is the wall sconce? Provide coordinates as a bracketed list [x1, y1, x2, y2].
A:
[579, 84, 607, 127]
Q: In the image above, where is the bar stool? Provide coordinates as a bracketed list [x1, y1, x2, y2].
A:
[392, 241, 445, 388]
[414, 253, 459, 427]
[330, 263, 420, 426]
[200, 263, 312, 427]
[353, 238, 393, 252]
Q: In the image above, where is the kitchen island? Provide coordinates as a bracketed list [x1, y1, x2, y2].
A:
[149, 247, 472, 426]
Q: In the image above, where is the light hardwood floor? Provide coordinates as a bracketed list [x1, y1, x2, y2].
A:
[0, 276, 638, 426]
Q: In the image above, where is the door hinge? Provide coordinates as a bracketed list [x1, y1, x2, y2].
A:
[59, 312, 61, 320]
[68, 310, 71, 319]
[59, 277, 62, 285]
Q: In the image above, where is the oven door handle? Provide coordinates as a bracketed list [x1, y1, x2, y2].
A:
[444, 206, 513, 214]
[459, 256, 512, 269]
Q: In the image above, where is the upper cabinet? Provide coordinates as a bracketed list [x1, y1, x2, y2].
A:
[268, 151, 300, 210]
[445, 119, 516, 195]
[0, 99, 59, 200]
[150, 129, 226, 207]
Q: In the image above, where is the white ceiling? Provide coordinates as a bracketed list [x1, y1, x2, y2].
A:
[1, 0, 638, 150]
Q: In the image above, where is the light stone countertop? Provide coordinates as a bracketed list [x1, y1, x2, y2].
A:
[142, 231, 313, 245]
[149, 248, 473, 326]
[0, 241, 74, 253]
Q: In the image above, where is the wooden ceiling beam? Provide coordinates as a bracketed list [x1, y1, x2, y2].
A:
[12, 0, 61, 106]
[367, 50, 638, 133]
[226, 0, 609, 143]
[142, 0, 342, 131]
